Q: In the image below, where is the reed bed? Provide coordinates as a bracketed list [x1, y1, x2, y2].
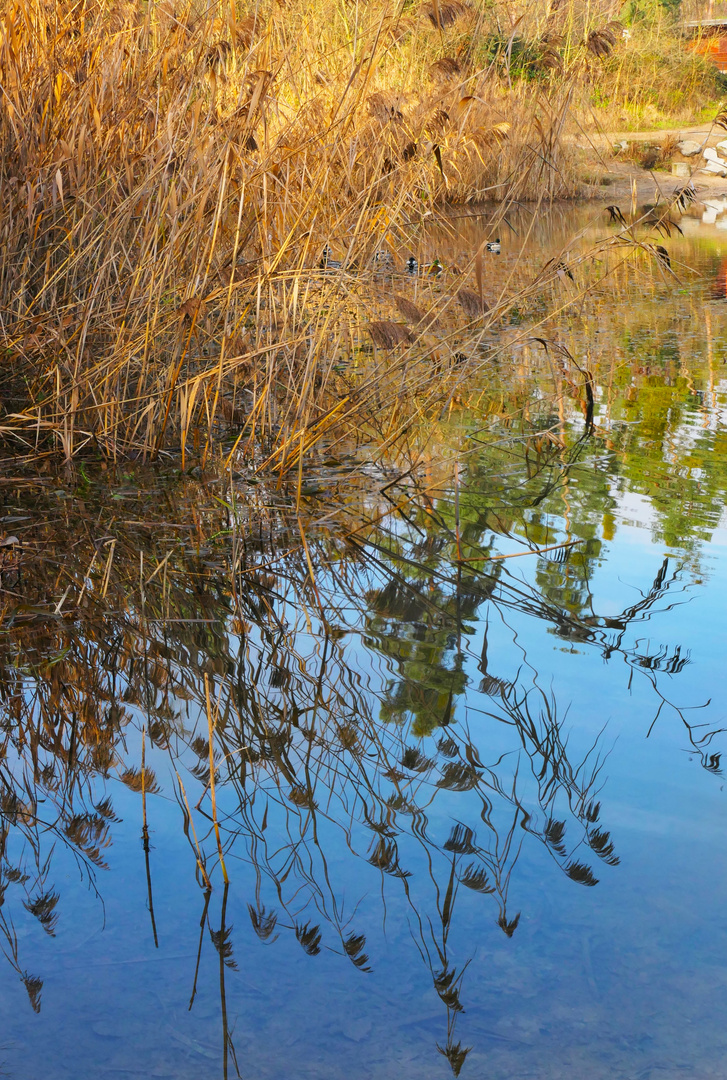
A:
[0, 0, 718, 464]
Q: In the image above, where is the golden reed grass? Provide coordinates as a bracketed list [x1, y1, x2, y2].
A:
[0, 0, 717, 464]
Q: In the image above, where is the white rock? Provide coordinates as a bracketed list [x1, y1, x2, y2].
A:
[702, 148, 727, 174]
[716, 139, 727, 153]
[678, 139, 702, 156]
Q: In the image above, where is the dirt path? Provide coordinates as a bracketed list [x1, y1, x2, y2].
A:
[583, 123, 715, 144]
[572, 120, 727, 203]
[580, 157, 727, 205]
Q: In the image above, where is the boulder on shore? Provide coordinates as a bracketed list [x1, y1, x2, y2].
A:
[703, 147, 727, 175]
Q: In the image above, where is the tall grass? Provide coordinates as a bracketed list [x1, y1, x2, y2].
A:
[592, 15, 725, 127]
[0, 0, 717, 462]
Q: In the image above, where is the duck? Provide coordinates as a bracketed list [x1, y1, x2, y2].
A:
[405, 256, 443, 277]
[485, 239, 501, 254]
[373, 249, 395, 273]
[319, 245, 342, 270]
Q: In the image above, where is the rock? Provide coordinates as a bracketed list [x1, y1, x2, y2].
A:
[716, 139, 727, 153]
[677, 139, 702, 157]
[702, 147, 727, 175]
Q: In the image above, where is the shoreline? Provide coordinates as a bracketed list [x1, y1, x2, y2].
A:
[575, 121, 727, 202]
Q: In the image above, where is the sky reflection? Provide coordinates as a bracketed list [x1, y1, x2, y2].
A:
[1, 207, 727, 1080]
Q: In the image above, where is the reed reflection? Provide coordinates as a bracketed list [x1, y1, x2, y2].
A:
[0, 407, 722, 1077]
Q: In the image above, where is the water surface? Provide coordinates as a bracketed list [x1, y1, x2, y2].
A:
[2, 202, 727, 1079]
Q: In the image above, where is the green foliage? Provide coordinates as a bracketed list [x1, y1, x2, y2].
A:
[621, 0, 682, 27]
[469, 33, 562, 82]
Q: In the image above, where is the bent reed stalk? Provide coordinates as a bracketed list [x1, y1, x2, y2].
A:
[0, 0, 712, 463]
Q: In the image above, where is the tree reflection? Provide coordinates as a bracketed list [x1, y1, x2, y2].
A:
[1, 319, 726, 1072]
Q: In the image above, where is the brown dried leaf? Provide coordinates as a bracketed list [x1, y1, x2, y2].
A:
[472, 122, 511, 149]
[119, 766, 160, 794]
[23, 332, 44, 351]
[203, 39, 232, 73]
[367, 91, 404, 123]
[394, 295, 425, 324]
[388, 16, 417, 43]
[539, 45, 563, 71]
[428, 108, 450, 133]
[369, 321, 413, 349]
[178, 297, 208, 322]
[586, 23, 621, 58]
[236, 14, 261, 47]
[23, 975, 43, 1014]
[218, 397, 245, 425]
[422, 1, 470, 28]
[429, 57, 461, 81]
[457, 288, 488, 318]
[451, 96, 476, 120]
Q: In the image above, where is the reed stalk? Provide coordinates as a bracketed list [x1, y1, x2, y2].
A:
[205, 672, 229, 885]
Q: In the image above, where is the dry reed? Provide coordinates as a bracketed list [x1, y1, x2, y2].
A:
[0, 0, 717, 465]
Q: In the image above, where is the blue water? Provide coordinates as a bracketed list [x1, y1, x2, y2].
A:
[2, 209, 727, 1079]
